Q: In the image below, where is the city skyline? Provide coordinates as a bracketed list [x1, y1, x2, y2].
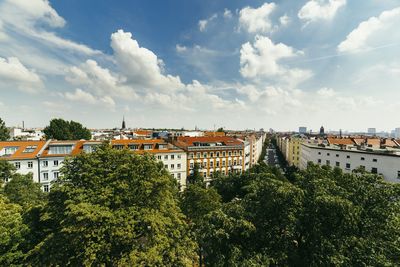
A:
[0, 0, 399, 131]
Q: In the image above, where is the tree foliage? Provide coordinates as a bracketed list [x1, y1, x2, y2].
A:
[28, 144, 196, 266]
[0, 160, 16, 186]
[44, 118, 91, 140]
[4, 173, 46, 208]
[0, 117, 10, 141]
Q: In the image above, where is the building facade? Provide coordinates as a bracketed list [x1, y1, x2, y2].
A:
[174, 136, 245, 180]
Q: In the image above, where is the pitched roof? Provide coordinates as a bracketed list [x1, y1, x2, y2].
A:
[175, 136, 243, 149]
[327, 138, 355, 145]
[0, 141, 47, 160]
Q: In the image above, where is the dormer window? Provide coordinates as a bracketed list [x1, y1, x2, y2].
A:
[144, 144, 153, 150]
[3, 146, 19, 156]
[23, 145, 37, 153]
[158, 144, 167, 150]
[128, 144, 139, 150]
[113, 145, 124, 150]
[49, 145, 73, 155]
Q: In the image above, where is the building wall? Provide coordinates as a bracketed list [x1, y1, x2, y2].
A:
[155, 151, 187, 189]
[301, 144, 400, 183]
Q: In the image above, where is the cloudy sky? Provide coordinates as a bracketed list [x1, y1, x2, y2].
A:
[0, 0, 399, 132]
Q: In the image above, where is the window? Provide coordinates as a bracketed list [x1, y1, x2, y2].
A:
[239, 151, 243, 156]
[228, 151, 232, 156]
[164, 164, 168, 169]
[196, 152, 201, 158]
[177, 173, 181, 179]
[210, 161, 214, 167]
[326, 160, 330, 166]
[171, 173, 175, 178]
[397, 171, 400, 179]
[228, 160, 232, 166]
[222, 170, 226, 175]
[164, 155, 168, 160]
[189, 153, 194, 159]
[43, 173, 49, 181]
[210, 152, 214, 157]
[143, 145, 152, 150]
[234, 160, 237, 165]
[336, 154, 339, 157]
[336, 162, 340, 167]
[222, 151, 226, 157]
[373, 159, 377, 162]
[157, 155, 162, 160]
[202, 162, 207, 168]
[177, 164, 181, 169]
[317, 159, 321, 164]
[15, 162, 21, 169]
[361, 157, 365, 161]
[346, 163, 351, 169]
[318, 152, 321, 155]
[371, 167, 378, 174]
[203, 152, 207, 158]
[170, 164, 174, 169]
[360, 165, 365, 171]
[234, 151, 237, 156]
[4, 146, 19, 156]
[128, 144, 139, 150]
[190, 163, 194, 169]
[346, 155, 350, 159]
[216, 152, 220, 157]
[23, 145, 37, 153]
[28, 161, 33, 168]
[53, 160, 59, 166]
[327, 153, 330, 156]
[43, 184, 49, 193]
[171, 155, 175, 160]
[222, 160, 226, 167]
[177, 154, 181, 159]
[216, 161, 220, 167]
[42, 161, 48, 167]
[203, 172, 207, 178]
[49, 145, 73, 155]
[53, 172, 59, 179]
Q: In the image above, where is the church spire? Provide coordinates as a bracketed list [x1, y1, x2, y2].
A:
[122, 116, 126, 130]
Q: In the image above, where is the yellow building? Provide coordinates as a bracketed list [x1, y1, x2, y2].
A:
[287, 136, 304, 168]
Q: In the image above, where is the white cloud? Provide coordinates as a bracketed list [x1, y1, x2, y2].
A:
[338, 7, 400, 52]
[239, 3, 276, 33]
[65, 59, 137, 100]
[110, 29, 184, 91]
[0, 57, 43, 92]
[317, 87, 336, 97]
[64, 88, 116, 110]
[175, 44, 187, 53]
[223, 9, 233, 19]
[279, 14, 290, 26]
[240, 35, 312, 86]
[198, 14, 218, 32]
[298, 0, 346, 23]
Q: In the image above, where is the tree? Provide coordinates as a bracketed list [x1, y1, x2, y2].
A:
[4, 173, 46, 208]
[0, 195, 28, 266]
[217, 127, 224, 132]
[0, 117, 10, 141]
[28, 144, 196, 266]
[43, 118, 91, 140]
[187, 163, 204, 186]
[0, 160, 16, 186]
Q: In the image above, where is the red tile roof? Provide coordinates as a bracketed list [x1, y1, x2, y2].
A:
[0, 141, 47, 160]
[327, 138, 355, 145]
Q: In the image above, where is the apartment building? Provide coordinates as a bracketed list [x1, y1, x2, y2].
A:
[300, 139, 400, 183]
[0, 139, 187, 191]
[174, 136, 245, 180]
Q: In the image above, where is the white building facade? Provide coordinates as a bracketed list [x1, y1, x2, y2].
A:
[300, 143, 400, 183]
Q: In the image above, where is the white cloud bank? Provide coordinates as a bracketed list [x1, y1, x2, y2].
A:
[338, 7, 400, 52]
[239, 3, 276, 33]
[298, 0, 346, 23]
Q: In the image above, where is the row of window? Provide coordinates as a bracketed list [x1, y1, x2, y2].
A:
[171, 172, 182, 179]
[157, 154, 182, 161]
[201, 168, 242, 177]
[189, 150, 242, 159]
[317, 152, 378, 162]
[14, 160, 60, 169]
[190, 159, 242, 169]
[164, 164, 182, 170]
[317, 159, 380, 173]
[42, 172, 59, 181]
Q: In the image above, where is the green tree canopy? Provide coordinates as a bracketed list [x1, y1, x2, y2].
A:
[0, 160, 15, 186]
[44, 118, 91, 140]
[28, 144, 196, 266]
[0, 117, 10, 141]
[4, 173, 46, 208]
[0, 195, 28, 266]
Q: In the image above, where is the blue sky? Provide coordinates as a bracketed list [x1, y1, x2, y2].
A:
[0, 0, 399, 132]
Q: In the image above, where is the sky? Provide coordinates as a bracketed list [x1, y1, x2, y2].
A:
[0, 0, 399, 132]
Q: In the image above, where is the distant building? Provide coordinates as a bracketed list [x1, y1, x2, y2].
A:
[395, 128, 400, 138]
[367, 128, 376, 136]
[319, 126, 325, 136]
[121, 116, 126, 130]
[298, 127, 307, 134]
